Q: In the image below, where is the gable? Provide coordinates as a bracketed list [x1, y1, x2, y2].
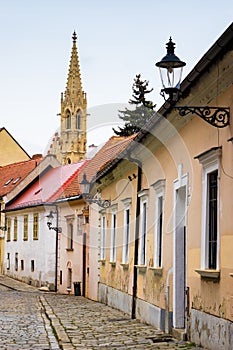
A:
[0, 128, 30, 166]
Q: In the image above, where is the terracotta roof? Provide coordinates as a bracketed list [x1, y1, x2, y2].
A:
[5, 160, 87, 210]
[59, 135, 137, 200]
[0, 157, 43, 198]
[86, 135, 137, 180]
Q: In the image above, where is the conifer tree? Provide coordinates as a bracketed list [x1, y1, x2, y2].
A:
[113, 74, 156, 136]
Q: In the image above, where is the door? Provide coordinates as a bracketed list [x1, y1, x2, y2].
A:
[173, 185, 186, 329]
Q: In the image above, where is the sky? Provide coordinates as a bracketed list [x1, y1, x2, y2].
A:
[0, 1, 233, 156]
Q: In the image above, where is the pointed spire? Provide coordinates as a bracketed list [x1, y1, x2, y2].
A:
[65, 31, 83, 100]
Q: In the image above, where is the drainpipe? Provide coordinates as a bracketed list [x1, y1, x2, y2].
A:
[131, 163, 142, 319]
[165, 267, 173, 333]
[55, 205, 58, 293]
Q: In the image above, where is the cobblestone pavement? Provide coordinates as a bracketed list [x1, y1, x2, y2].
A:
[0, 276, 203, 350]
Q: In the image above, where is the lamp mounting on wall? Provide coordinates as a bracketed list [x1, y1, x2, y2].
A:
[79, 173, 111, 208]
[46, 211, 62, 233]
[156, 37, 230, 128]
[0, 226, 7, 231]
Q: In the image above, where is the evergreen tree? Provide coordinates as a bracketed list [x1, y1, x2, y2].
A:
[113, 74, 156, 136]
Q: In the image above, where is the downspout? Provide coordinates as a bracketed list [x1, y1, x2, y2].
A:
[55, 205, 58, 293]
[131, 160, 142, 319]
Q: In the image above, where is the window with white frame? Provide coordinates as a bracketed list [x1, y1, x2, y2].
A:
[152, 180, 165, 268]
[67, 223, 74, 250]
[110, 207, 117, 262]
[77, 215, 83, 235]
[196, 147, 221, 270]
[121, 198, 132, 264]
[101, 214, 106, 260]
[138, 189, 149, 266]
[13, 217, 18, 241]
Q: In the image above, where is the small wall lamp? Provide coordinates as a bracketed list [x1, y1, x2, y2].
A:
[156, 37, 230, 128]
[79, 173, 111, 208]
[46, 211, 62, 233]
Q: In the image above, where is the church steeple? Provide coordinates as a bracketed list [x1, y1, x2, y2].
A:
[58, 31, 87, 164]
[64, 32, 84, 103]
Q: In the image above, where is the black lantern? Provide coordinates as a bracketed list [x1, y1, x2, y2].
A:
[156, 37, 186, 104]
[156, 38, 230, 128]
[79, 173, 91, 195]
[79, 173, 111, 208]
[46, 211, 61, 233]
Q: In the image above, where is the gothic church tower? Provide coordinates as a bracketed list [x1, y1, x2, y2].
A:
[49, 32, 87, 164]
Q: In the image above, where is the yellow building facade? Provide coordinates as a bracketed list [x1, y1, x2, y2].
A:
[93, 24, 233, 350]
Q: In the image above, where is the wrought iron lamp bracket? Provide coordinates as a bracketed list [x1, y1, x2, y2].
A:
[83, 194, 111, 208]
[0, 226, 7, 231]
[47, 222, 62, 233]
[176, 106, 230, 128]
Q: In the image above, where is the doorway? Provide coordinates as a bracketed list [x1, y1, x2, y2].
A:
[173, 183, 187, 329]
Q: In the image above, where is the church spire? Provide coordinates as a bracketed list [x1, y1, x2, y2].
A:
[48, 32, 87, 164]
[64, 31, 84, 102]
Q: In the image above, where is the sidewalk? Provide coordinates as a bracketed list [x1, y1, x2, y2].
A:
[0, 275, 203, 349]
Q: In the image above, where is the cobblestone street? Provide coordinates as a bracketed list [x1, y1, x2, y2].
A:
[0, 276, 203, 349]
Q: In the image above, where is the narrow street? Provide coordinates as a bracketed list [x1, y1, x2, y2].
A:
[0, 276, 203, 349]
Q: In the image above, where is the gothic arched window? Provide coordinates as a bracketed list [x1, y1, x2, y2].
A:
[66, 111, 71, 129]
[76, 110, 81, 129]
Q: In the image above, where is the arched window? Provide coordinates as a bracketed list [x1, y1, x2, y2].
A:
[66, 111, 71, 129]
[76, 111, 81, 129]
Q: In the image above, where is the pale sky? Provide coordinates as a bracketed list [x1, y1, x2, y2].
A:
[0, 1, 232, 156]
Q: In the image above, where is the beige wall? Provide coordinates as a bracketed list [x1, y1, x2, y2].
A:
[0, 129, 30, 166]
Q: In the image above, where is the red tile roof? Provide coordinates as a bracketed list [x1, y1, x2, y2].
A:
[82, 134, 137, 182]
[0, 157, 43, 198]
[6, 160, 88, 210]
[62, 134, 137, 199]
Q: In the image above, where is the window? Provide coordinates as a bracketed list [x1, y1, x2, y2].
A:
[6, 219, 11, 242]
[33, 213, 38, 240]
[208, 171, 218, 269]
[13, 217, 18, 241]
[15, 253, 18, 271]
[60, 270, 63, 285]
[138, 189, 149, 266]
[7, 253, 10, 270]
[67, 223, 73, 250]
[66, 111, 71, 129]
[77, 215, 83, 235]
[31, 260, 35, 272]
[152, 180, 165, 268]
[121, 198, 132, 264]
[195, 147, 221, 271]
[110, 212, 117, 262]
[23, 215, 28, 241]
[21, 260, 24, 271]
[76, 111, 81, 129]
[4, 178, 13, 186]
[101, 215, 106, 260]
[67, 268, 72, 289]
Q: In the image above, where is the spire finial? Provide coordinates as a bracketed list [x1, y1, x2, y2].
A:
[72, 31, 77, 43]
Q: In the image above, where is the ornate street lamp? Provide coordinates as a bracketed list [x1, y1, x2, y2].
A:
[46, 211, 61, 233]
[79, 173, 111, 208]
[156, 37, 186, 104]
[156, 38, 230, 128]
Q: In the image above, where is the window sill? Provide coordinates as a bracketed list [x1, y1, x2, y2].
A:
[120, 263, 129, 270]
[66, 248, 74, 252]
[148, 267, 163, 276]
[135, 265, 147, 273]
[99, 259, 106, 265]
[109, 261, 116, 267]
[195, 269, 220, 280]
